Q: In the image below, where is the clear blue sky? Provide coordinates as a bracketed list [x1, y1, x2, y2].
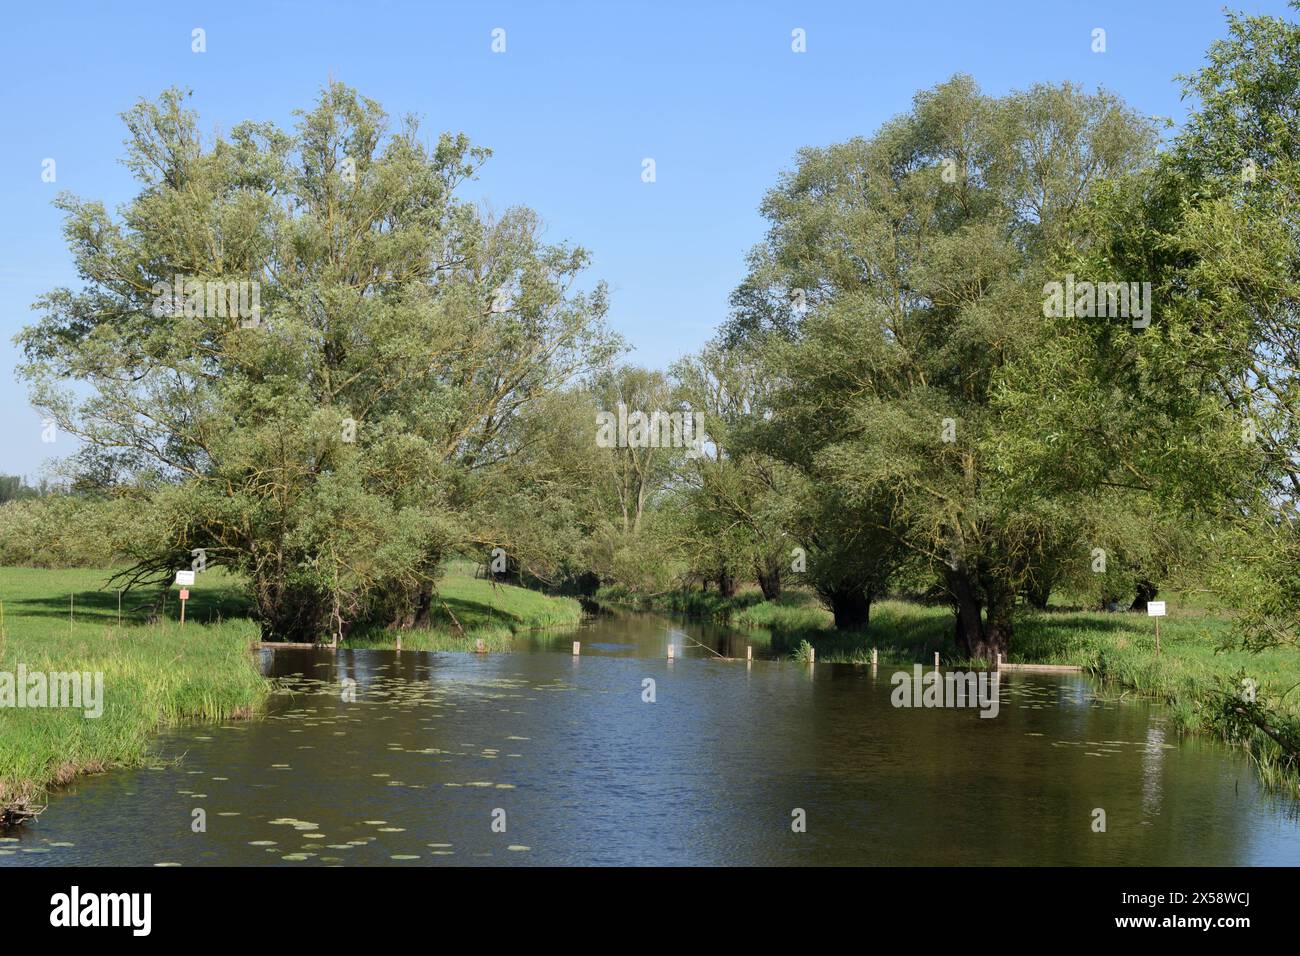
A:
[0, 0, 1292, 479]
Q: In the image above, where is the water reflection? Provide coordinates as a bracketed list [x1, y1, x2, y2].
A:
[3, 608, 1298, 866]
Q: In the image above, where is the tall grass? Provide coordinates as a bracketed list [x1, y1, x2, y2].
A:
[0, 566, 267, 822]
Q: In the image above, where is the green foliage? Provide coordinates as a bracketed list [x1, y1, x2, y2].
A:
[729, 76, 1160, 654]
[17, 83, 618, 640]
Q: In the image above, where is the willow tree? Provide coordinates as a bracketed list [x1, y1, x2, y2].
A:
[729, 76, 1156, 657]
[18, 84, 617, 640]
[670, 340, 797, 600]
[1170, 9, 1300, 657]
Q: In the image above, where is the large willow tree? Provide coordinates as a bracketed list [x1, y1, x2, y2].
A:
[18, 84, 618, 640]
[729, 77, 1158, 658]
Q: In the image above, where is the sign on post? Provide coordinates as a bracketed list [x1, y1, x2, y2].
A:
[1147, 601, 1166, 657]
[174, 570, 195, 626]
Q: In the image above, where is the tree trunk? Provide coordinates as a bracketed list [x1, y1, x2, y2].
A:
[756, 559, 782, 602]
[946, 567, 1011, 662]
[1130, 579, 1158, 612]
[411, 580, 434, 628]
[949, 570, 984, 658]
[1024, 580, 1051, 610]
[823, 584, 870, 631]
[978, 587, 1014, 661]
[717, 569, 739, 598]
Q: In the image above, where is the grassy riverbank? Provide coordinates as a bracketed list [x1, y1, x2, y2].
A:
[602, 584, 1300, 792]
[0, 566, 267, 824]
[0, 563, 582, 822]
[341, 562, 584, 651]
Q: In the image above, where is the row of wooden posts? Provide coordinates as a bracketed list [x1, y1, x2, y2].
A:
[557, 642, 952, 667]
[551, 645, 1044, 673]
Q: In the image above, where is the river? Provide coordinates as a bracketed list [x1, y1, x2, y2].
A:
[3, 607, 1298, 865]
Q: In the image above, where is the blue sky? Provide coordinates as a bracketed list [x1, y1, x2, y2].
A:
[0, 0, 1293, 478]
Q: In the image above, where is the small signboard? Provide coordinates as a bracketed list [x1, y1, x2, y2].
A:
[1147, 601, 1166, 617]
[179, 588, 190, 601]
[175, 570, 195, 587]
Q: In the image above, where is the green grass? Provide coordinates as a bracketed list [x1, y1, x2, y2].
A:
[594, 582, 758, 620]
[0, 563, 583, 822]
[0, 566, 268, 823]
[342, 565, 583, 651]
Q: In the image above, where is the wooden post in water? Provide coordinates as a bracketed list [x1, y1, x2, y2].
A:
[871, 647, 878, 666]
[667, 643, 675, 660]
[808, 646, 815, 664]
[572, 640, 581, 656]
[746, 645, 752, 661]
[396, 633, 402, 652]
[475, 638, 487, 654]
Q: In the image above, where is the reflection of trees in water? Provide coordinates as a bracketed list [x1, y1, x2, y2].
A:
[259, 643, 1274, 865]
[1141, 724, 1165, 821]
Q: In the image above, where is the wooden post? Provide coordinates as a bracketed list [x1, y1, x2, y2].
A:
[934, 651, 940, 669]
[396, 633, 402, 652]
[1154, 618, 1160, 658]
[871, 647, 878, 666]
[667, 643, 675, 660]
[808, 646, 815, 664]
[572, 640, 581, 656]
[995, 652, 1002, 670]
[746, 645, 752, 661]
[475, 638, 487, 654]
[179, 596, 186, 627]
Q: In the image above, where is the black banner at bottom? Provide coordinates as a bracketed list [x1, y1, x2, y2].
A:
[0, 865, 1282, 942]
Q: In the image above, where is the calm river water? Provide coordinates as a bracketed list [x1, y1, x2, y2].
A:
[3, 608, 1299, 865]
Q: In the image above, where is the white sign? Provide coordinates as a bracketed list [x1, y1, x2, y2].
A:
[1146, 601, 1166, 617]
[174, 570, 195, 587]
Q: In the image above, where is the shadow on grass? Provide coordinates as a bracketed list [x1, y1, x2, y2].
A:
[11, 585, 252, 626]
